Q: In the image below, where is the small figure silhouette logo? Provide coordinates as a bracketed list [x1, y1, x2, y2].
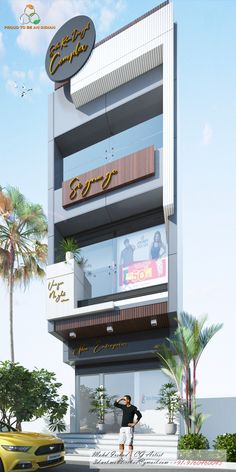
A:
[20, 4, 41, 25]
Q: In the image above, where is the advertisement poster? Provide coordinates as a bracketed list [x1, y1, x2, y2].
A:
[117, 225, 168, 291]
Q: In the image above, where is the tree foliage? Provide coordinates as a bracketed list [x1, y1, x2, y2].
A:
[155, 312, 223, 434]
[0, 186, 47, 362]
[0, 361, 68, 431]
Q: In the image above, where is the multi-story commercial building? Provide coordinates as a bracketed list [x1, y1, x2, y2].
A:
[46, 0, 179, 434]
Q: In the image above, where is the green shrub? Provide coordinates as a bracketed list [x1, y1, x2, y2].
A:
[178, 433, 209, 450]
[178, 433, 209, 460]
[214, 434, 236, 462]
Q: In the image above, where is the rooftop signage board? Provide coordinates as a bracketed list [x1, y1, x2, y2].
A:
[45, 15, 96, 82]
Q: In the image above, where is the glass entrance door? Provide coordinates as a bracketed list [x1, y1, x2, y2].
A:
[79, 375, 99, 432]
[104, 372, 134, 433]
[76, 368, 168, 433]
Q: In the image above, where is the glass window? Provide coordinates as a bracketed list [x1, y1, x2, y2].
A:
[80, 224, 168, 300]
[81, 239, 115, 298]
[105, 372, 134, 399]
[77, 369, 168, 433]
[117, 225, 167, 293]
[63, 115, 163, 180]
[138, 370, 167, 411]
[104, 372, 134, 432]
[79, 375, 99, 432]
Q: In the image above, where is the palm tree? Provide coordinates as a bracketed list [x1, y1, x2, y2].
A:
[155, 311, 223, 433]
[155, 323, 193, 432]
[0, 186, 47, 362]
[179, 312, 222, 431]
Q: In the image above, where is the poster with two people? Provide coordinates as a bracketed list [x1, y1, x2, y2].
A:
[118, 225, 168, 292]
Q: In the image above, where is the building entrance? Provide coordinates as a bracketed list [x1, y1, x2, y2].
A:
[77, 369, 168, 434]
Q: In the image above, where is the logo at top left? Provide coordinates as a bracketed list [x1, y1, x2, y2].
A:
[20, 4, 41, 25]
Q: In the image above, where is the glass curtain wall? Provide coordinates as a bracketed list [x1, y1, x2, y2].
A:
[80, 224, 168, 300]
[63, 115, 163, 180]
[78, 369, 167, 433]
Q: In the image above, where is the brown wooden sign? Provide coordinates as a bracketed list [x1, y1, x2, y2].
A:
[62, 145, 155, 208]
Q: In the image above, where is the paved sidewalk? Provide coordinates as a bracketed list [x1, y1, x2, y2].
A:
[65, 454, 236, 471]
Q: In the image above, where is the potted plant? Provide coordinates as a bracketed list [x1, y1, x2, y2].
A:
[157, 382, 180, 435]
[59, 237, 83, 263]
[89, 385, 111, 432]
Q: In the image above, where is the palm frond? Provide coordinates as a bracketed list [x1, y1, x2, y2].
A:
[0, 186, 48, 288]
[155, 344, 184, 394]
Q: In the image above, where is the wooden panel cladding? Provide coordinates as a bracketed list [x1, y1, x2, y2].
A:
[62, 145, 155, 208]
[55, 301, 168, 332]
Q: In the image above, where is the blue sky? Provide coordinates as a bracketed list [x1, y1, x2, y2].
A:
[0, 0, 236, 410]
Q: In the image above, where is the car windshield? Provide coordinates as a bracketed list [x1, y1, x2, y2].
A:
[0, 421, 16, 432]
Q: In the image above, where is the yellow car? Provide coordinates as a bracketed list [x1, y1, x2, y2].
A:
[0, 421, 65, 471]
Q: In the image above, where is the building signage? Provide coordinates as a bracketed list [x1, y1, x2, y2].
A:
[48, 279, 69, 303]
[45, 15, 96, 82]
[62, 146, 155, 208]
[74, 342, 128, 356]
[69, 169, 118, 200]
[67, 331, 166, 364]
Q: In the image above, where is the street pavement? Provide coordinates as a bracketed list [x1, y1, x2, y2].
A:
[57, 465, 98, 472]
[57, 461, 236, 472]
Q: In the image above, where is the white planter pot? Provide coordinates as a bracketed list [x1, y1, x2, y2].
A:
[97, 423, 105, 432]
[165, 423, 177, 435]
[65, 251, 74, 262]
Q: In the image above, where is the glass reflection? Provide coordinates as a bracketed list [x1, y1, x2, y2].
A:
[77, 369, 167, 433]
[79, 375, 99, 432]
[81, 224, 167, 300]
[63, 115, 163, 180]
[104, 372, 134, 433]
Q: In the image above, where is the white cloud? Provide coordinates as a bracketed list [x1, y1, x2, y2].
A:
[202, 122, 213, 146]
[98, 0, 126, 33]
[9, 0, 126, 55]
[12, 70, 26, 80]
[27, 69, 34, 80]
[0, 32, 5, 56]
[6, 79, 18, 96]
[99, 7, 115, 33]
[2, 64, 10, 79]
[1, 65, 42, 97]
[39, 69, 49, 83]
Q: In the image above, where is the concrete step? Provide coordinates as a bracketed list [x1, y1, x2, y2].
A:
[65, 449, 178, 465]
[69, 448, 178, 457]
[64, 442, 178, 449]
[60, 434, 178, 442]
[60, 433, 178, 460]
[60, 433, 178, 439]
[60, 434, 178, 444]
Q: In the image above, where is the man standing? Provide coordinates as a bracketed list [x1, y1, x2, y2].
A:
[114, 395, 142, 460]
[120, 239, 135, 267]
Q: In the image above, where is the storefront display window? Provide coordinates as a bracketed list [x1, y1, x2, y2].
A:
[80, 224, 167, 300]
[77, 369, 168, 433]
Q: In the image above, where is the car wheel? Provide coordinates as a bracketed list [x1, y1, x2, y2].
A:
[0, 460, 4, 472]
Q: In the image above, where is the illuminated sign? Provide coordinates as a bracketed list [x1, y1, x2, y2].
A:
[74, 342, 128, 356]
[45, 15, 96, 82]
[69, 169, 118, 200]
[68, 333, 163, 362]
